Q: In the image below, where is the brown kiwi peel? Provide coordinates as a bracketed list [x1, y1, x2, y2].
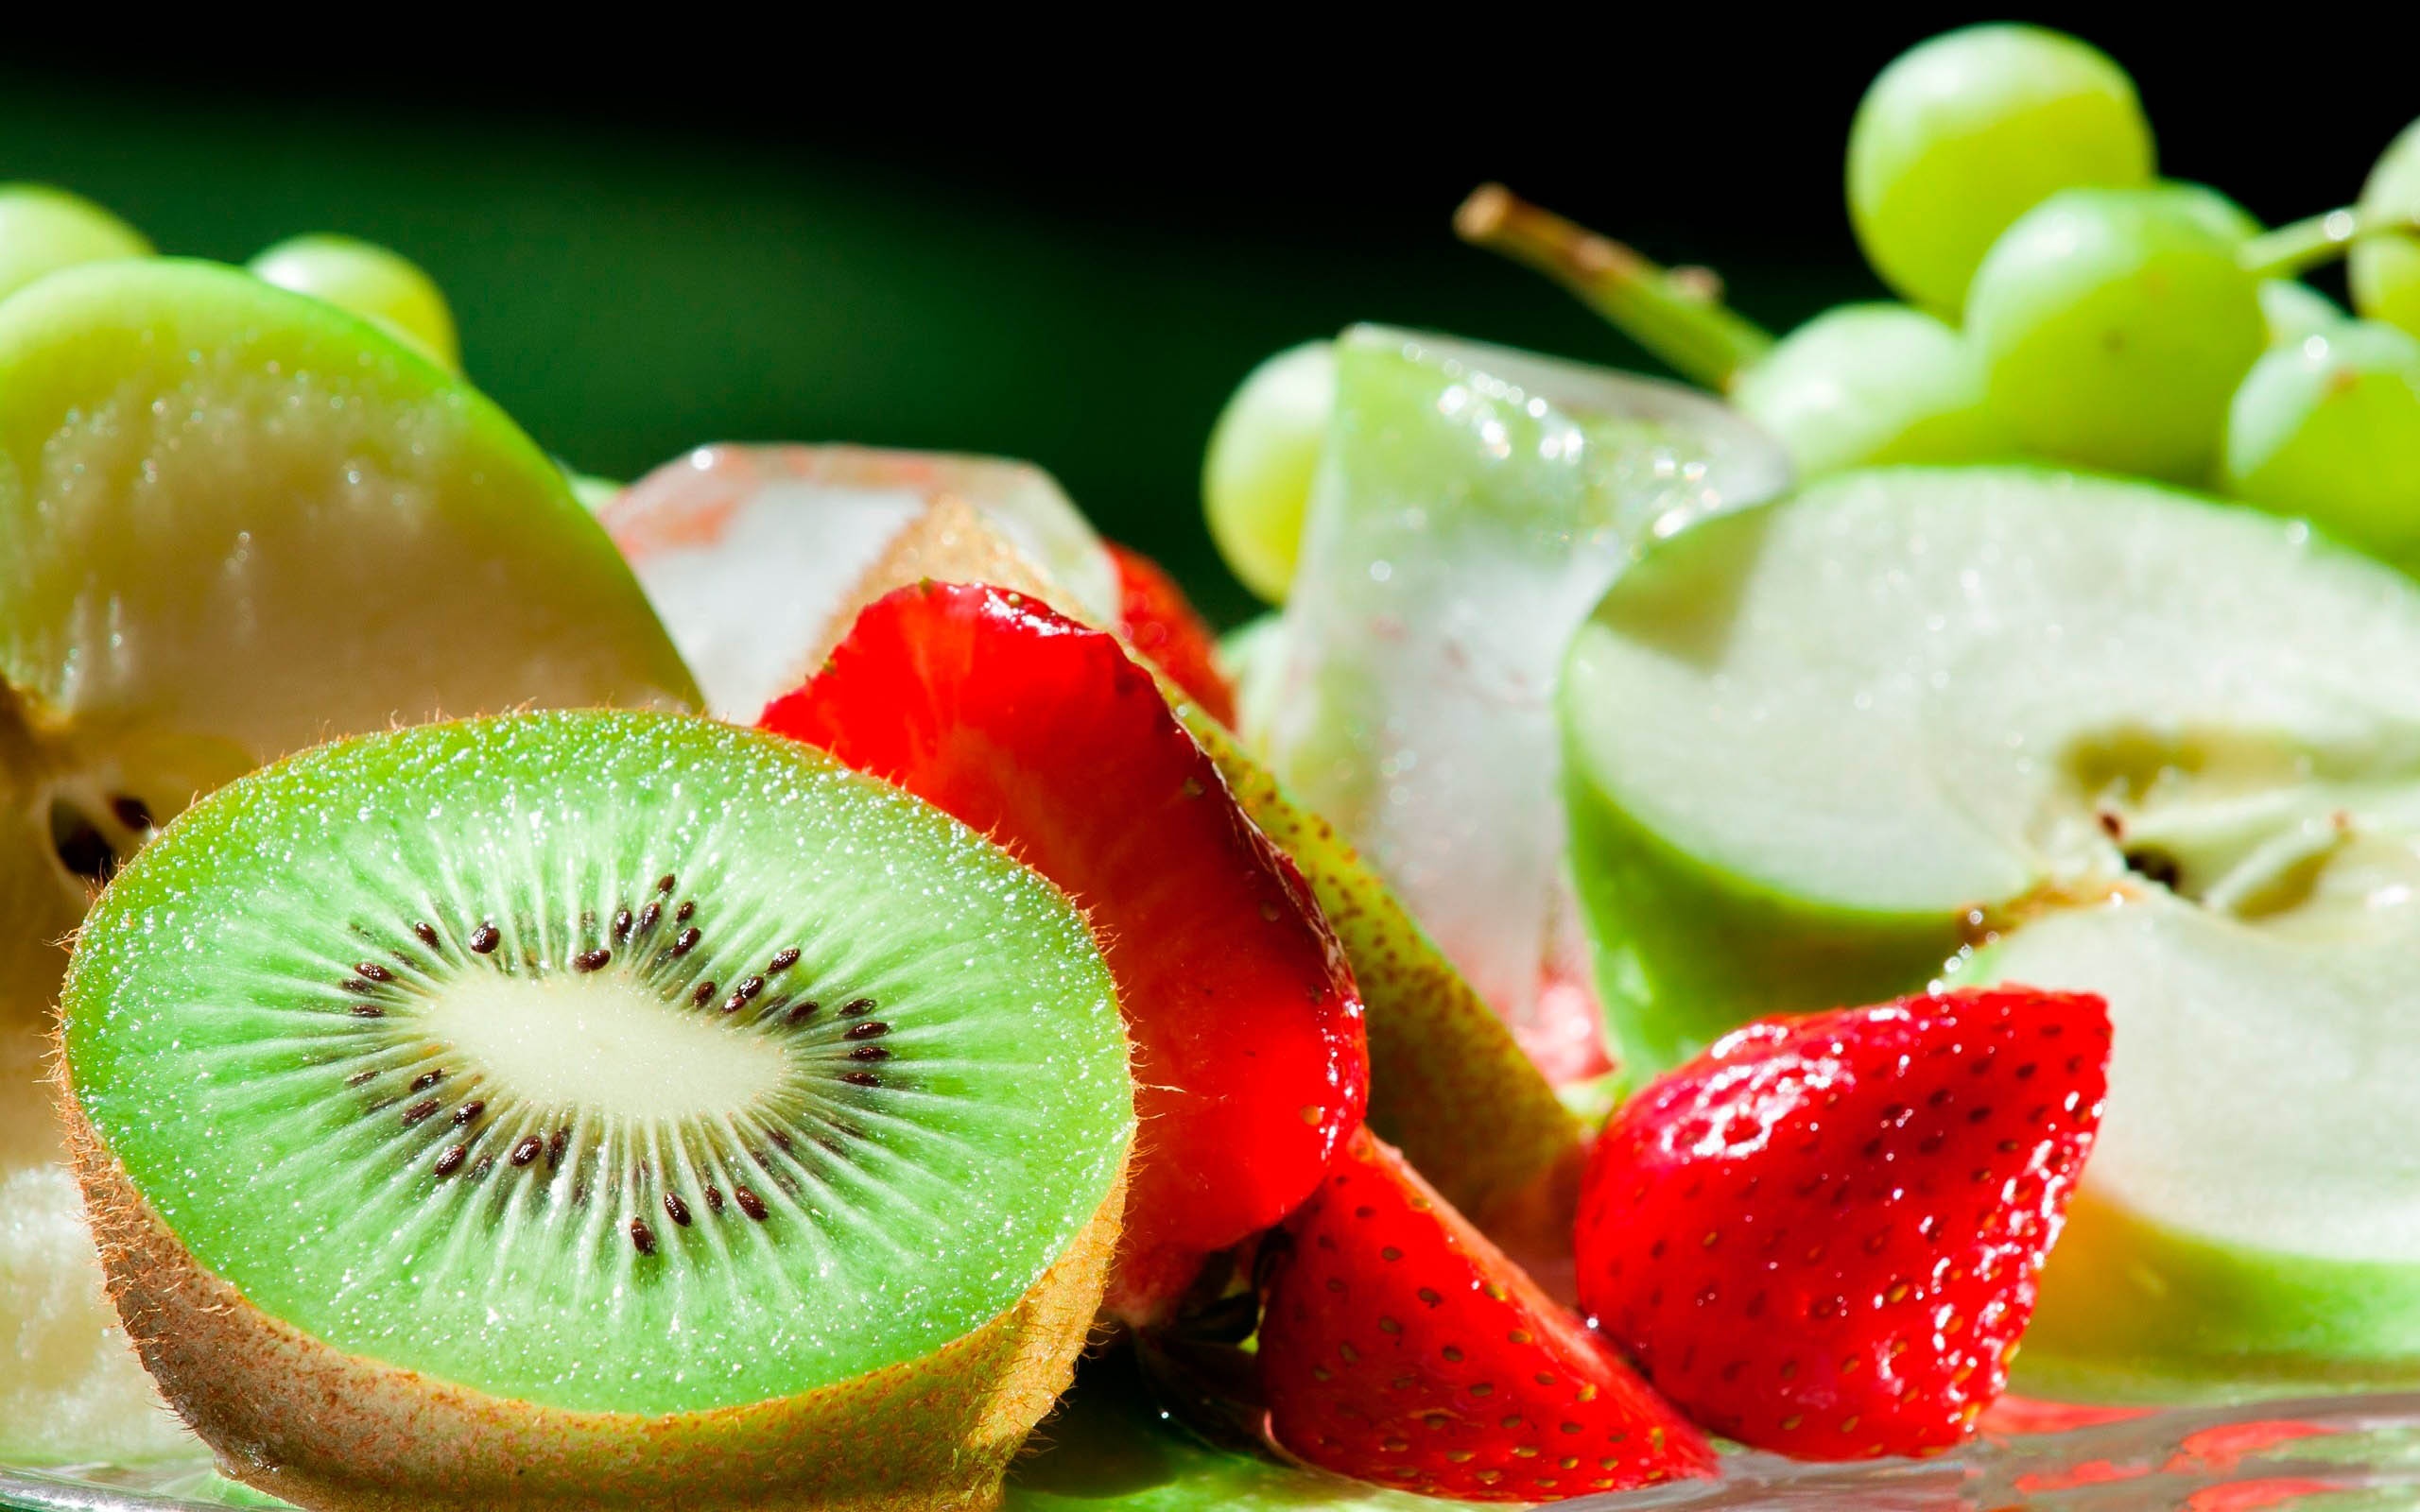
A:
[62, 1073, 1126, 1512]
[814, 503, 1586, 1260]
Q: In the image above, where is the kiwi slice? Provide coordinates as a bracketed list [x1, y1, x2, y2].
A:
[60, 710, 1132, 1511]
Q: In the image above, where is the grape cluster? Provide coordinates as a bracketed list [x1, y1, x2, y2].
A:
[0, 186, 459, 372]
[1204, 25, 2420, 600]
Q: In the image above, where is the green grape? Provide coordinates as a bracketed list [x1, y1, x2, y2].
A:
[1848, 25, 2155, 317]
[2165, 180, 2262, 245]
[1732, 304, 2014, 476]
[1966, 185, 2266, 481]
[1202, 340, 1334, 604]
[2222, 320, 2420, 558]
[248, 233, 460, 371]
[2351, 120, 2420, 339]
[2259, 280, 2345, 348]
[0, 185, 149, 303]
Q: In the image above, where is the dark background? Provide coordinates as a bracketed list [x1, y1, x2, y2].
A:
[3, 24, 2409, 626]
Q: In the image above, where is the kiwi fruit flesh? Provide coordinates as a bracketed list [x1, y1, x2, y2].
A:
[0, 258, 698, 1463]
[60, 710, 1133, 1510]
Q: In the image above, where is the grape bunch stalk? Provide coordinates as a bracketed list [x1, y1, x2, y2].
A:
[1201, 24, 2420, 602]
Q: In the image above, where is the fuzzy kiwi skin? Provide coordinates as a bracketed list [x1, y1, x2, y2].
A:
[63, 1087, 1125, 1512]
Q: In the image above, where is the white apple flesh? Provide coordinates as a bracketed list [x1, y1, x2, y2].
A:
[1564, 466, 2420, 1386]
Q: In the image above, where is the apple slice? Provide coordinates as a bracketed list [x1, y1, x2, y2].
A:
[599, 442, 1120, 718]
[0, 259, 697, 1460]
[1562, 464, 2420, 1383]
[1250, 325, 1789, 1052]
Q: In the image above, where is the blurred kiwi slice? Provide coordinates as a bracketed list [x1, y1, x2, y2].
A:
[60, 710, 1133, 1511]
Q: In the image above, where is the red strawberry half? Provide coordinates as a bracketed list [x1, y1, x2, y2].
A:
[1260, 1127, 1716, 1502]
[1108, 541, 1236, 726]
[1576, 987, 2110, 1460]
[761, 581, 1366, 1323]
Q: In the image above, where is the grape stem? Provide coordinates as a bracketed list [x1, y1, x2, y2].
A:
[2240, 205, 2420, 280]
[1455, 184, 1773, 391]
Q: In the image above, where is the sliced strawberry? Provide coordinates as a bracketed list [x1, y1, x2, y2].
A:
[1576, 987, 2109, 1460]
[1108, 541, 1236, 726]
[1259, 1127, 1716, 1503]
[761, 581, 1365, 1323]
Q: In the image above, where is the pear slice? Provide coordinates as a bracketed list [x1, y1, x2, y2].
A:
[1250, 325, 1789, 1046]
[0, 259, 697, 1460]
[608, 471, 1584, 1270]
[1562, 464, 2420, 1384]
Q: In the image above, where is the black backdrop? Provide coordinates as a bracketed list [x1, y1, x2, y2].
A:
[4, 21, 2409, 623]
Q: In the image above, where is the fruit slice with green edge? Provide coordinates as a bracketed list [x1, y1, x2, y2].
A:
[600, 442, 1121, 719]
[61, 710, 1132, 1511]
[1249, 324, 1788, 1051]
[0, 259, 697, 1464]
[1964, 894, 2420, 1397]
[796, 499, 1586, 1278]
[1562, 464, 2420, 1384]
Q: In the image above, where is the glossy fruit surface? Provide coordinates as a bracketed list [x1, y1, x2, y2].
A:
[1848, 25, 2153, 315]
[2352, 120, 2420, 338]
[764, 582, 1366, 1322]
[1733, 303, 2012, 475]
[0, 185, 148, 302]
[61, 710, 1132, 1509]
[2222, 319, 2420, 560]
[1578, 988, 2108, 1458]
[1966, 186, 2266, 480]
[249, 233, 460, 371]
[1203, 340, 1333, 604]
[1563, 466, 2420, 1386]
[2260, 280, 2344, 348]
[1252, 326, 1787, 1041]
[1260, 1128, 1714, 1501]
[1110, 541, 1236, 725]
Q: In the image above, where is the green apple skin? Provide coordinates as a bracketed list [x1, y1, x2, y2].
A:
[1564, 751, 1963, 1078]
[2012, 1194, 2420, 1402]
[1564, 466, 2420, 1393]
[1958, 905, 2420, 1395]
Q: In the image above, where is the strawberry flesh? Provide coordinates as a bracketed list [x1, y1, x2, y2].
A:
[1260, 1127, 1716, 1502]
[761, 581, 1366, 1323]
[1108, 541, 1236, 725]
[1576, 987, 2109, 1460]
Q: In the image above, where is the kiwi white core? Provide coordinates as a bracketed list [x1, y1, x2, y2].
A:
[420, 974, 791, 1123]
